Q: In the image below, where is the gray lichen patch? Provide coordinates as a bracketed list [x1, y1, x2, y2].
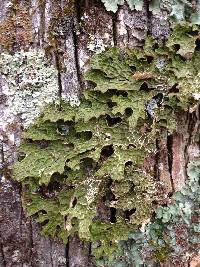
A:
[0, 49, 59, 128]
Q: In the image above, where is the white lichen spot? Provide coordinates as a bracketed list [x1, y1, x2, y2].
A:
[0, 49, 59, 128]
[84, 176, 101, 205]
[193, 93, 200, 100]
[87, 34, 107, 54]
[156, 57, 167, 71]
[57, 256, 67, 264]
[140, 218, 150, 233]
[12, 250, 20, 262]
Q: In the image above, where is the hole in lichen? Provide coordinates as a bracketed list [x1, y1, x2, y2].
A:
[18, 152, 26, 161]
[140, 82, 149, 91]
[107, 100, 117, 109]
[130, 65, 136, 72]
[26, 139, 48, 147]
[189, 30, 199, 36]
[124, 208, 136, 221]
[115, 90, 128, 97]
[100, 145, 114, 161]
[125, 161, 133, 167]
[127, 144, 136, 149]
[146, 55, 154, 64]
[76, 131, 93, 141]
[83, 131, 93, 140]
[152, 43, 159, 50]
[57, 120, 73, 135]
[172, 44, 180, 52]
[80, 157, 96, 171]
[125, 107, 133, 117]
[39, 140, 49, 148]
[72, 197, 77, 208]
[106, 115, 122, 126]
[37, 179, 66, 199]
[195, 38, 200, 51]
[169, 83, 179, 93]
[110, 207, 117, 223]
[46, 180, 61, 191]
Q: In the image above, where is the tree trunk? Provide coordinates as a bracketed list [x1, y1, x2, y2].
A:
[0, 1, 199, 266]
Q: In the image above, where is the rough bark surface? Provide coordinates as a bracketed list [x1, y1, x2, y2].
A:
[0, 0, 199, 266]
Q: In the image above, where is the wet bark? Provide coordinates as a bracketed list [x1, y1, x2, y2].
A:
[0, 0, 199, 266]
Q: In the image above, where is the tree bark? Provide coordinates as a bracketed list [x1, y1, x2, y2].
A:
[0, 1, 199, 266]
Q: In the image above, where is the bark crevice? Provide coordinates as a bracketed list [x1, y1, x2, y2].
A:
[167, 134, 175, 192]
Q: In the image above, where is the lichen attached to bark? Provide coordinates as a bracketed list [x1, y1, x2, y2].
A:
[0, 49, 59, 128]
[101, 0, 200, 24]
[11, 23, 200, 264]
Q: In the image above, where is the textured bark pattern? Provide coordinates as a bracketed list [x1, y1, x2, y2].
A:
[0, 0, 199, 266]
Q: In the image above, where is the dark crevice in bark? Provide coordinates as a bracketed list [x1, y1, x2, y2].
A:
[75, 0, 81, 23]
[167, 134, 175, 192]
[126, 25, 131, 44]
[144, 0, 151, 36]
[107, 180, 117, 223]
[0, 243, 6, 267]
[65, 238, 69, 267]
[50, 240, 54, 267]
[88, 242, 92, 257]
[39, 0, 46, 46]
[0, 141, 4, 180]
[112, 12, 118, 46]
[73, 0, 84, 89]
[18, 184, 24, 236]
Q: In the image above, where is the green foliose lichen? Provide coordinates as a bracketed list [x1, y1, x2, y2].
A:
[13, 23, 200, 263]
[98, 159, 200, 266]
